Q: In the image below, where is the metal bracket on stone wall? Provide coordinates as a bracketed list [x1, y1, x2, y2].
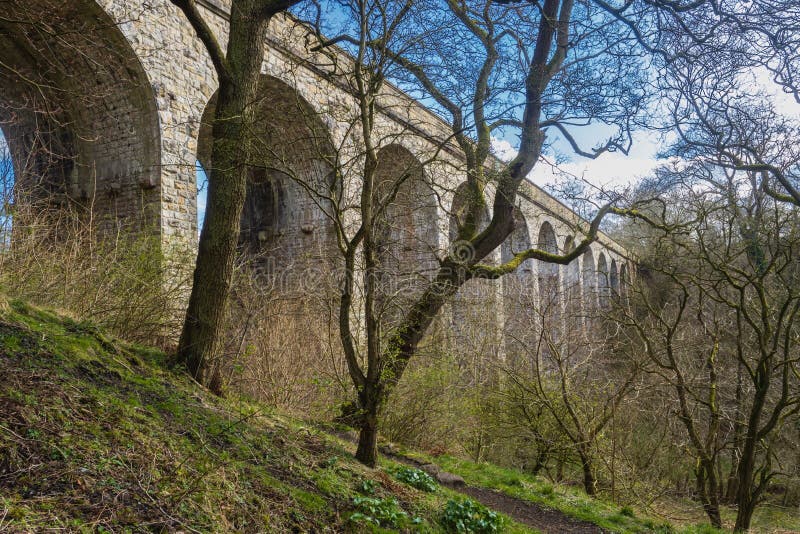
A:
[138, 175, 158, 190]
[107, 177, 122, 197]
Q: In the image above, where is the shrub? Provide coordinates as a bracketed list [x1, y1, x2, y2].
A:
[0, 210, 191, 347]
[220, 254, 348, 417]
[441, 498, 503, 533]
[390, 466, 438, 493]
[620, 505, 635, 517]
[349, 496, 409, 528]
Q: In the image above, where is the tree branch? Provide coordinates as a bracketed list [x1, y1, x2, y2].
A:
[170, 0, 233, 85]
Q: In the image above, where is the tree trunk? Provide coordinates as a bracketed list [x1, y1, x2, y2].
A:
[530, 441, 549, 476]
[579, 450, 597, 496]
[735, 496, 756, 533]
[725, 360, 744, 503]
[725, 462, 739, 504]
[734, 361, 770, 533]
[174, 2, 272, 390]
[356, 409, 380, 467]
[705, 496, 722, 530]
[177, 94, 249, 390]
[696, 461, 722, 529]
[734, 456, 757, 532]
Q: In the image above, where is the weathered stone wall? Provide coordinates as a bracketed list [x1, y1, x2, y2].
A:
[0, 0, 161, 231]
[0, 0, 634, 358]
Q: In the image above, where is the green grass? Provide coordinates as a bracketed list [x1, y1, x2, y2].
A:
[654, 497, 800, 533]
[0, 297, 536, 533]
[1, 297, 794, 533]
[394, 452, 800, 534]
[398, 452, 736, 534]
[399, 453, 673, 533]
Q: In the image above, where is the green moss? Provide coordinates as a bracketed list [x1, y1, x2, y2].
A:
[3, 298, 537, 533]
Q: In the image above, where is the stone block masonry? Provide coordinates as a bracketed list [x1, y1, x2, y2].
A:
[0, 0, 633, 354]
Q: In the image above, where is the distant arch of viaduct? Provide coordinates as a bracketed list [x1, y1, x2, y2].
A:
[0, 0, 633, 348]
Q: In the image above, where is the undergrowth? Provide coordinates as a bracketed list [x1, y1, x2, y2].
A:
[0, 297, 530, 533]
[2, 296, 779, 533]
[441, 498, 504, 533]
[391, 466, 439, 493]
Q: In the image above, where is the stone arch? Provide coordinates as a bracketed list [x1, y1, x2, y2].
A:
[536, 221, 561, 351]
[373, 143, 438, 324]
[501, 207, 534, 360]
[536, 221, 560, 310]
[597, 252, 610, 308]
[0, 0, 161, 234]
[620, 262, 629, 298]
[196, 75, 337, 282]
[582, 246, 596, 309]
[610, 258, 619, 297]
[501, 207, 533, 268]
[448, 182, 498, 377]
[449, 182, 490, 245]
[374, 144, 438, 275]
[563, 236, 581, 316]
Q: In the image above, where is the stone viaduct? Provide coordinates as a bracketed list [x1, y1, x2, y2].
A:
[0, 0, 632, 353]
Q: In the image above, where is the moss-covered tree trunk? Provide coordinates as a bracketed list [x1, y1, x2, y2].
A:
[321, 0, 609, 469]
[733, 371, 770, 533]
[577, 447, 597, 496]
[173, 0, 298, 389]
[696, 459, 722, 529]
[355, 385, 383, 467]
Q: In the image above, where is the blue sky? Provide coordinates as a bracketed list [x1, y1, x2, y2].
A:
[0, 131, 11, 185]
[495, 67, 800, 193]
[196, 161, 208, 231]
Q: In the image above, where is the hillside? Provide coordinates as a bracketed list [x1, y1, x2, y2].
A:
[0, 297, 787, 533]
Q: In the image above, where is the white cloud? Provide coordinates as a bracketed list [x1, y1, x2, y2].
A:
[492, 134, 661, 190]
[528, 153, 661, 190]
[750, 67, 800, 118]
[490, 137, 518, 162]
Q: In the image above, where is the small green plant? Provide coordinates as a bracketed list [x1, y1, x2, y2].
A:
[620, 505, 635, 518]
[320, 455, 339, 468]
[357, 478, 377, 495]
[391, 466, 438, 493]
[441, 498, 504, 533]
[349, 496, 408, 528]
[539, 483, 554, 497]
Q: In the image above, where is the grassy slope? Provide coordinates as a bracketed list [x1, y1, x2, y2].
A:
[0, 298, 529, 533]
[0, 298, 796, 533]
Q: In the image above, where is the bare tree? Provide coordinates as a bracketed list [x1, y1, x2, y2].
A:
[497, 290, 644, 496]
[307, 0, 642, 466]
[619, 164, 800, 531]
[171, 0, 800, 472]
[661, 60, 800, 210]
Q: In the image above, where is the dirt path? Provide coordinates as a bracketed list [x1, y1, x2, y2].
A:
[385, 450, 605, 534]
[457, 484, 604, 534]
